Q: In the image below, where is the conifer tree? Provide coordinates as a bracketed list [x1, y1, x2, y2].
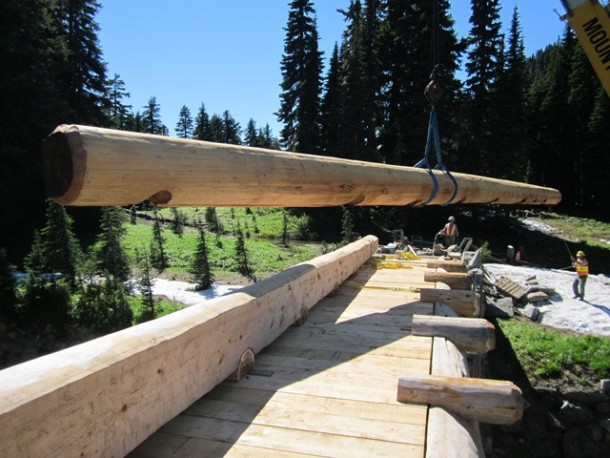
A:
[30, 199, 83, 283]
[234, 224, 256, 282]
[142, 96, 163, 134]
[258, 124, 280, 150]
[193, 102, 212, 140]
[278, 0, 323, 153]
[150, 211, 168, 272]
[492, 7, 529, 180]
[0, 0, 69, 241]
[170, 208, 186, 237]
[584, 88, 610, 211]
[0, 247, 17, 323]
[529, 30, 576, 201]
[75, 275, 133, 333]
[462, 0, 504, 176]
[136, 249, 156, 322]
[209, 114, 225, 142]
[281, 210, 289, 247]
[222, 110, 241, 144]
[191, 224, 213, 291]
[175, 105, 194, 138]
[378, 0, 462, 166]
[341, 206, 355, 244]
[106, 73, 131, 129]
[321, 44, 345, 157]
[55, 0, 109, 125]
[96, 206, 130, 281]
[244, 119, 259, 147]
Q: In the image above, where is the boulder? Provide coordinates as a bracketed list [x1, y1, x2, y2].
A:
[485, 296, 514, 318]
[517, 304, 540, 321]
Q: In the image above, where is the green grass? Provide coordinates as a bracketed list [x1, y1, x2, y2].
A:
[533, 212, 610, 252]
[497, 318, 610, 379]
[122, 210, 324, 282]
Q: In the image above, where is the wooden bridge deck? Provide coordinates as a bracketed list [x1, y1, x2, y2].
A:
[130, 258, 438, 458]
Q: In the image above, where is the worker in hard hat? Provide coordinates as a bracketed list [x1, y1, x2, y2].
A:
[571, 250, 589, 300]
[439, 216, 459, 247]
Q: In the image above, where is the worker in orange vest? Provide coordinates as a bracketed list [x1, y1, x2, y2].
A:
[440, 216, 459, 247]
[572, 250, 589, 301]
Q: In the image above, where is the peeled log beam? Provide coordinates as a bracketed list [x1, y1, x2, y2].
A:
[424, 272, 472, 290]
[397, 375, 523, 425]
[426, 259, 467, 272]
[420, 289, 481, 317]
[43, 125, 562, 207]
[411, 314, 495, 353]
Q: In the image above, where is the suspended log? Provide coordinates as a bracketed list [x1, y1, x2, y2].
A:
[43, 125, 562, 207]
[397, 375, 523, 425]
[411, 314, 495, 354]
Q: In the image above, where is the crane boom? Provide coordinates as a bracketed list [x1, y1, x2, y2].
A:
[561, 0, 610, 97]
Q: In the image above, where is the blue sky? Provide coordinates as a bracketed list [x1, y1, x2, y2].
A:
[97, 1, 567, 138]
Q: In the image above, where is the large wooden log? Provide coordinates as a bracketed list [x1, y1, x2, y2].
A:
[426, 259, 467, 272]
[420, 288, 481, 317]
[411, 314, 495, 353]
[397, 375, 523, 425]
[43, 125, 561, 207]
[0, 236, 378, 458]
[424, 271, 472, 290]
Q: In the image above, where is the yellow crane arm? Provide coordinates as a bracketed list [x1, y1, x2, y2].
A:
[561, 0, 610, 97]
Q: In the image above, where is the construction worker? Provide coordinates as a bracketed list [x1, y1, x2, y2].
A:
[572, 250, 589, 300]
[440, 216, 459, 247]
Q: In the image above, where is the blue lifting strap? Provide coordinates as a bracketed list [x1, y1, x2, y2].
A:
[413, 107, 458, 207]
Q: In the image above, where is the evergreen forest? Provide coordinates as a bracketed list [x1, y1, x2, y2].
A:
[1, 0, 609, 359]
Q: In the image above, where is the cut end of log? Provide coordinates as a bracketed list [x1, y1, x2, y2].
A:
[43, 125, 85, 205]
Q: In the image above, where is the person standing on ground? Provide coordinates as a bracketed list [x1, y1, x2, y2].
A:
[572, 250, 589, 300]
[441, 216, 459, 247]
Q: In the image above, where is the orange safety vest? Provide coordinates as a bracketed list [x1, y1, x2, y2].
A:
[575, 260, 589, 277]
[444, 223, 457, 236]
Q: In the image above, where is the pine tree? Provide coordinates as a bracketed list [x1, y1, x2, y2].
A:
[244, 119, 259, 146]
[175, 105, 194, 138]
[21, 275, 72, 332]
[29, 199, 83, 283]
[209, 114, 225, 142]
[170, 208, 185, 237]
[0, 247, 17, 323]
[278, 0, 323, 153]
[75, 275, 133, 333]
[234, 224, 256, 282]
[321, 44, 345, 157]
[222, 110, 241, 144]
[337, 0, 371, 161]
[96, 206, 130, 281]
[106, 73, 131, 129]
[150, 211, 168, 272]
[56, 0, 109, 125]
[142, 96, 163, 134]
[193, 102, 212, 140]
[191, 224, 213, 291]
[0, 0, 70, 241]
[529, 30, 576, 201]
[378, 0, 463, 166]
[136, 249, 156, 322]
[258, 124, 280, 150]
[462, 0, 504, 176]
[584, 88, 610, 212]
[341, 206, 355, 244]
[492, 7, 529, 180]
[281, 210, 289, 246]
